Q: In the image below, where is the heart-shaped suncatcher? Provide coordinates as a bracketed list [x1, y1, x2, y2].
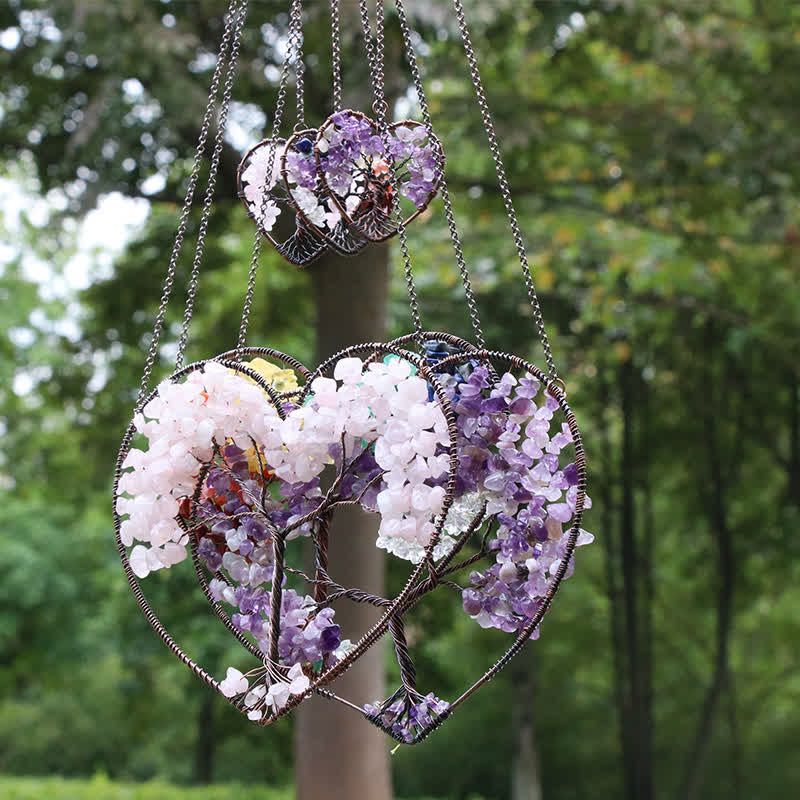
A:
[114, 335, 591, 742]
[315, 111, 444, 243]
[282, 128, 368, 256]
[117, 0, 593, 748]
[237, 111, 445, 267]
[237, 138, 327, 267]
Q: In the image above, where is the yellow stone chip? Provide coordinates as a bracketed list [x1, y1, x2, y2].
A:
[245, 357, 299, 393]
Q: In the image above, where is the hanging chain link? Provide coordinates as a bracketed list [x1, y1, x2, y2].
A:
[135, 0, 244, 409]
[292, 0, 306, 129]
[367, 0, 389, 119]
[392, 0, 485, 350]
[358, 0, 424, 342]
[356, 0, 379, 115]
[175, 0, 248, 368]
[450, 0, 558, 378]
[329, 0, 343, 112]
[235, 0, 304, 356]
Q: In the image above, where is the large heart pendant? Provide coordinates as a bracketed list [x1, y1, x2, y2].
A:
[113, 335, 590, 742]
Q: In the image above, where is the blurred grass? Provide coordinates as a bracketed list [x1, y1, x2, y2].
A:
[0, 775, 293, 800]
[0, 775, 484, 800]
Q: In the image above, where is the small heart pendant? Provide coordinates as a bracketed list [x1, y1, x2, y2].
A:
[238, 138, 327, 267]
[315, 110, 445, 243]
[282, 128, 368, 257]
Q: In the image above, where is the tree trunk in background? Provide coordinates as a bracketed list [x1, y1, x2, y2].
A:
[639, 380, 654, 800]
[511, 647, 542, 800]
[727, 674, 743, 800]
[192, 691, 215, 784]
[294, 245, 392, 800]
[610, 355, 655, 800]
[597, 366, 629, 796]
[677, 324, 734, 800]
[619, 357, 641, 800]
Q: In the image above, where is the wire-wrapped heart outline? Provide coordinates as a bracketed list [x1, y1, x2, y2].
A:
[113, 342, 461, 725]
[112, 336, 587, 742]
[237, 138, 327, 268]
[314, 110, 445, 243]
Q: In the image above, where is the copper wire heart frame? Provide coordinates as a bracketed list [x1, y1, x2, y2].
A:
[314, 110, 445, 243]
[236, 137, 327, 267]
[237, 110, 445, 268]
[113, 333, 587, 744]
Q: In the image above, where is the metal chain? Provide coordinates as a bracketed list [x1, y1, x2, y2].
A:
[371, 0, 423, 340]
[329, 0, 343, 112]
[356, 0, 379, 116]
[175, 0, 248, 368]
[135, 0, 243, 409]
[235, 0, 304, 355]
[292, 0, 306, 129]
[451, 0, 558, 378]
[392, 0, 485, 349]
[358, 0, 424, 342]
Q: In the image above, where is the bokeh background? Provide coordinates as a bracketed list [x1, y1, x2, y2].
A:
[1, 1, 798, 798]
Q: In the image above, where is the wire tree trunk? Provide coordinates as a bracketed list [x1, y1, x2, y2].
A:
[294, 244, 393, 800]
